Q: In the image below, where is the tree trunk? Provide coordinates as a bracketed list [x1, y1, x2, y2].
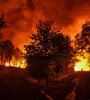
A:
[1, 55, 3, 65]
[56, 73, 58, 81]
[46, 73, 48, 87]
[9, 58, 10, 66]
[4, 56, 6, 65]
[16, 61, 17, 67]
[38, 72, 40, 84]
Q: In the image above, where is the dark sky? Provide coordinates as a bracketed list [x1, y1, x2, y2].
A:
[0, 0, 90, 51]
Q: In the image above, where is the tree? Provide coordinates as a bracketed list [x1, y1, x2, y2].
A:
[14, 48, 22, 67]
[53, 60, 62, 80]
[25, 20, 74, 85]
[75, 21, 90, 55]
[74, 21, 90, 70]
[0, 14, 8, 46]
[3, 40, 14, 66]
[25, 20, 56, 85]
[0, 14, 8, 65]
[0, 14, 7, 30]
[52, 34, 74, 75]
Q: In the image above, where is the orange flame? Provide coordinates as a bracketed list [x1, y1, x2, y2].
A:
[5, 59, 27, 69]
[74, 54, 90, 71]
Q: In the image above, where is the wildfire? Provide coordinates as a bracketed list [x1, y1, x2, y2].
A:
[5, 59, 27, 69]
[5, 62, 9, 66]
[75, 54, 90, 71]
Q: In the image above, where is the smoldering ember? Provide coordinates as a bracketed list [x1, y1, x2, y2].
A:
[0, 0, 90, 100]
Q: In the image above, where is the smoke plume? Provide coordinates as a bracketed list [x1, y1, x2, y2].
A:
[0, 0, 90, 51]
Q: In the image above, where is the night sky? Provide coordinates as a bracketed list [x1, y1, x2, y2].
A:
[0, 0, 90, 51]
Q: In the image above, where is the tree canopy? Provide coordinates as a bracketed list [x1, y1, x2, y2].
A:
[75, 21, 90, 55]
[24, 20, 74, 84]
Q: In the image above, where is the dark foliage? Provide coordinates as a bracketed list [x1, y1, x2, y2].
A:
[75, 21, 90, 55]
[25, 20, 74, 84]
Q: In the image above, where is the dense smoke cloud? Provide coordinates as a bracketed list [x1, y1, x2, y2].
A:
[0, 0, 90, 51]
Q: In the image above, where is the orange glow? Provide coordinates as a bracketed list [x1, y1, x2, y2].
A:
[74, 54, 90, 71]
[20, 59, 27, 68]
[5, 62, 9, 66]
[5, 62, 15, 67]
[5, 59, 27, 69]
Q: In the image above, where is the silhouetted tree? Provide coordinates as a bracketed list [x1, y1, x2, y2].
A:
[0, 43, 4, 64]
[0, 14, 8, 65]
[52, 33, 74, 74]
[3, 40, 14, 65]
[75, 21, 90, 55]
[14, 48, 22, 67]
[25, 20, 60, 85]
[0, 14, 8, 44]
[54, 60, 61, 80]
[25, 20, 74, 85]
[0, 14, 7, 30]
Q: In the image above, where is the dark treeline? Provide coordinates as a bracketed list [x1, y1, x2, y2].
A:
[0, 14, 22, 66]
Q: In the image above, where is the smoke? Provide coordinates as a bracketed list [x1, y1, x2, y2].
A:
[0, 0, 90, 51]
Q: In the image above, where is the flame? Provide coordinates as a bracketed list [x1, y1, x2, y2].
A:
[5, 62, 9, 66]
[5, 59, 27, 69]
[74, 54, 90, 71]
